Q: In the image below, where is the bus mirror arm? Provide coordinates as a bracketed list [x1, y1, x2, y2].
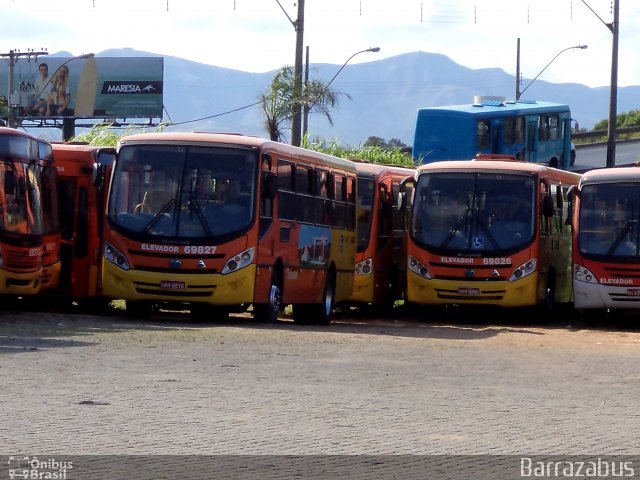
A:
[263, 173, 277, 199]
[4, 170, 15, 195]
[542, 195, 555, 218]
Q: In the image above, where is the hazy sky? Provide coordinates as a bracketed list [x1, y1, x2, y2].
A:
[4, 0, 639, 90]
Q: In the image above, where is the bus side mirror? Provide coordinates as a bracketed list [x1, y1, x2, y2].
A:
[4, 170, 15, 195]
[399, 176, 415, 210]
[263, 173, 277, 199]
[542, 195, 555, 218]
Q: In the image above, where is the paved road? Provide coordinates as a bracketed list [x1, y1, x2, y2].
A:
[2, 307, 640, 459]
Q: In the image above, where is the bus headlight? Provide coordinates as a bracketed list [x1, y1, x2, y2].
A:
[104, 242, 130, 270]
[574, 264, 598, 284]
[408, 255, 431, 280]
[509, 259, 537, 281]
[222, 247, 255, 275]
[355, 258, 373, 275]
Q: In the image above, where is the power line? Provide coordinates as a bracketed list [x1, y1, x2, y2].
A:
[166, 100, 263, 127]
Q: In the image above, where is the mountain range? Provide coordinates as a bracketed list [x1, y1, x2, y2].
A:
[14, 48, 640, 146]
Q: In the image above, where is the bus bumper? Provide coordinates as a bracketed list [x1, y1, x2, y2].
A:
[0, 269, 42, 295]
[102, 261, 256, 305]
[407, 271, 538, 307]
[40, 261, 62, 291]
[347, 274, 375, 303]
[573, 281, 615, 309]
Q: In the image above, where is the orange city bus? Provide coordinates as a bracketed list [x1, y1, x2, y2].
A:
[102, 132, 357, 324]
[44, 143, 115, 303]
[38, 139, 61, 291]
[572, 165, 640, 320]
[404, 155, 581, 312]
[348, 161, 414, 306]
[0, 127, 48, 295]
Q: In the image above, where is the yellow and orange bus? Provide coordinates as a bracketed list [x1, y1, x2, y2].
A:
[102, 132, 357, 324]
[348, 161, 414, 306]
[0, 127, 49, 295]
[404, 155, 581, 312]
[44, 143, 115, 303]
[572, 166, 640, 321]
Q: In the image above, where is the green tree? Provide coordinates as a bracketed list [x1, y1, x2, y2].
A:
[261, 65, 343, 142]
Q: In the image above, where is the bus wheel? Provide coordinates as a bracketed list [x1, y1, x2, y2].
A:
[308, 272, 336, 325]
[292, 304, 310, 324]
[126, 300, 153, 319]
[253, 270, 283, 323]
[581, 308, 605, 326]
[190, 303, 230, 322]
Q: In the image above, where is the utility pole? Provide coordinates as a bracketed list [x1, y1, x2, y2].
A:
[290, 0, 305, 147]
[515, 38, 521, 100]
[1, 49, 48, 128]
[605, 0, 619, 168]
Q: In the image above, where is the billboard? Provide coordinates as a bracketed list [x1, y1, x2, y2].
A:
[1, 56, 163, 121]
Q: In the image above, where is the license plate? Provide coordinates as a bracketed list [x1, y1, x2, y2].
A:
[458, 287, 480, 295]
[160, 280, 185, 290]
[628, 288, 640, 297]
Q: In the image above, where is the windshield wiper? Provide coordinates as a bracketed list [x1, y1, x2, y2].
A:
[142, 198, 176, 234]
[185, 196, 213, 237]
[440, 207, 471, 248]
[607, 219, 636, 256]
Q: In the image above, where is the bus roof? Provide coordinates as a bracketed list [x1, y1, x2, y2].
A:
[118, 132, 357, 173]
[416, 100, 570, 118]
[416, 159, 582, 183]
[579, 165, 640, 186]
[353, 161, 415, 179]
[0, 126, 43, 140]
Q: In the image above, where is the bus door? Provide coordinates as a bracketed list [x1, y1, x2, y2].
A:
[526, 118, 538, 162]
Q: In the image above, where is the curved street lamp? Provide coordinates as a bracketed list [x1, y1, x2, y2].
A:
[325, 47, 381, 89]
[517, 44, 587, 100]
[302, 47, 380, 138]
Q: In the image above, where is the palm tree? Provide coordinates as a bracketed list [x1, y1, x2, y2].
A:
[261, 65, 345, 143]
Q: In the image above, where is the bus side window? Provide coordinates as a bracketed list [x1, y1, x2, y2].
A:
[538, 115, 549, 141]
[477, 121, 490, 149]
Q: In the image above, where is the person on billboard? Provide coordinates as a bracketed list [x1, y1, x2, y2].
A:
[30, 63, 51, 115]
[46, 65, 71, 116]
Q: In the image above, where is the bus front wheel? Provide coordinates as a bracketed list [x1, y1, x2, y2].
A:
[253, 269, 283, 323]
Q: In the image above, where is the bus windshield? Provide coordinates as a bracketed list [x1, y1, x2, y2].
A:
[356, 177, 375, 252]
[108, 144, 258, 239]
[411, 172, 536, 254]
[578, 183, 640, 258]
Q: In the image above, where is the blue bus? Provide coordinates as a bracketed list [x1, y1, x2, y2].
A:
[412, 99, 574, 170]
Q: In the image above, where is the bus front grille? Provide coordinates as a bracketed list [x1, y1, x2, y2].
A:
[435, 288, 506, 302]
[6, 250, 40, 271]
[133, 280, 215, 298]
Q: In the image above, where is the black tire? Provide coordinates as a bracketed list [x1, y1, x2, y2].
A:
[125, 300, 153, 319]
[190, 303, 229, 322]
[253, 269, 283, 323]
[307, 272, 335, 325]
[581, 308, 605, 327]
[292, 303, 311, 324]
[570, 148, 577, 166]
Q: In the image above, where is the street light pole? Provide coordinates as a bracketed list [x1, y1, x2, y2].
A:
[579, 0, 619, 167]
[517, 44, 588, 100]
[325, 47, 381, 90]
[302, 46, 380, 138]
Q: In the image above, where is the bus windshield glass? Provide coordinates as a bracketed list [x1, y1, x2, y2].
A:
[109, 144, 258, 239]
[356, 177, 375, 252]
[578, 183, 640, 258]
[411, 172, 536, 254]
